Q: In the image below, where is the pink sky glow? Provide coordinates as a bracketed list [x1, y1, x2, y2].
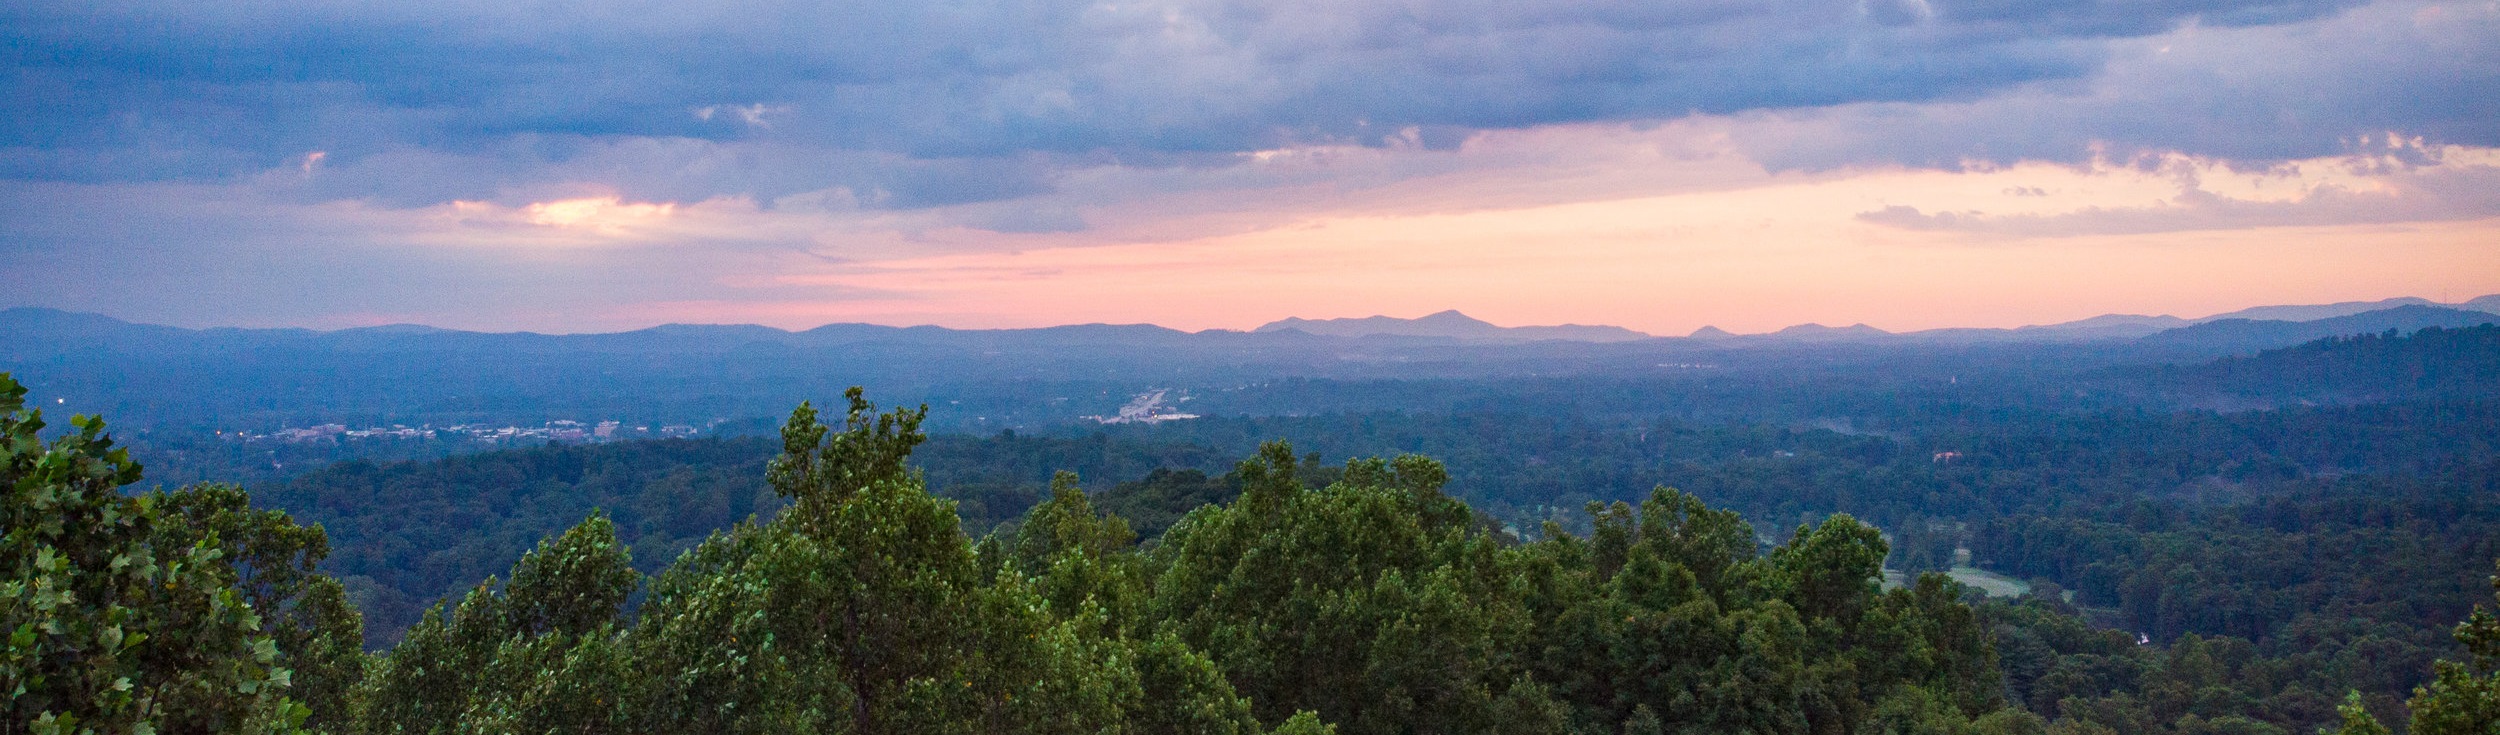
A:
[6, 0, 2496, 333]
[400, 130, 2500, 335]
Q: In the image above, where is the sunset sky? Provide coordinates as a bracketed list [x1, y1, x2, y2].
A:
[4, 0, 2496, 334]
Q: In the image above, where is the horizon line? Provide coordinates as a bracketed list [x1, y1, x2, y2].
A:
[7, 293, 2497, 340]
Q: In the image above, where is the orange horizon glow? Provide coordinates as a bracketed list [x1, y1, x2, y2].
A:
[9, 0, 2496, 338]
[58, 127, 2499, 336]
[574, 144, 2500, 336]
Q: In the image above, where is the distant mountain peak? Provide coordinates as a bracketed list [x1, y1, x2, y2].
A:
[1413, 309, 1493, 325]
[2140, 304, 2498, 352]
[337, 324, 454, 335]
[1260, 310, 1492, 329]
[2196, 297, 2436, 324]
[1688, 325, 1736, 339]
[1774, 322, 1889, 335]
[1, 306, 133, 327]
[2024, 314, 2188, 330]
[1743, 322, 1894, 344]
[1254, 311, 1650, 342]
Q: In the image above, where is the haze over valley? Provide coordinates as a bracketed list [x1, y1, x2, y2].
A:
[6, 0, 2498, 730]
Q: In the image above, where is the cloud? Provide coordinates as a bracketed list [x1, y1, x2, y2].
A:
[1730, 0, 2500, 169]
[4, 0, 2495, 332]
[516, 197, 678, 233]
[0, 178, 889, 329]
[1855, 144, 2500, 236]
[7, 0, 2467, 206]
[692, 104, 789, 128]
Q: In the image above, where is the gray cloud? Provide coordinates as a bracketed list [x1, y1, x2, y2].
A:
[4, 0, 2445, 210]
[1732, 0, 2500, 169]
[0, 178, 894, 330]
[1855, 154, 2500, 237]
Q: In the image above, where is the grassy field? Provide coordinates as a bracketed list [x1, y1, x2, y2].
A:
[1945, 566, 2032, 598]
[1881, 564, 2033, 599]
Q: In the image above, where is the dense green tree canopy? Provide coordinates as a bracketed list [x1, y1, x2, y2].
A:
[13, 365, 2500, 734]
[2, 373, 359, 734]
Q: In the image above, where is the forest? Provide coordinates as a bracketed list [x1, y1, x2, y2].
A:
[4, 379, 2496, 734]
[7, 325, 2500, 733]
[225, 393, 2500, 652]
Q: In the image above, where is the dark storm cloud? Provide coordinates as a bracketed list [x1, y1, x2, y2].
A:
[2, 0, 2434, 208]
[1720, 0, 2500, 172]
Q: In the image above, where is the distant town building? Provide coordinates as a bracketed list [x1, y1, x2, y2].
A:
[229, 417, 695, 445]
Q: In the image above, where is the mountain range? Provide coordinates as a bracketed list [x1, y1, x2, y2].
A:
[3, 295, 2493, 434]
[1252, 295, 2500, 344]
[6, 296, 2496, 358]
[1253, 310, 1652, 342]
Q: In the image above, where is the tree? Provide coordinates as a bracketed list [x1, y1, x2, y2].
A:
[1150, 443, 1518, 734]
[148, 484, 366, 731]
[8, 374, 2081, 735]
[501, 512, 637, 639]
[2407, 559, 2500, 735]
[619, 390, 1174, 733]
[1002, 471, 1146, 634]
[0, 373, 310, 734]
[351, 512, 637, 734]
[2322, 691, 2391, 735]
[1772, 513, 1890, 627]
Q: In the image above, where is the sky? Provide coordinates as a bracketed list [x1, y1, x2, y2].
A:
[3, 0, 2496, 335]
